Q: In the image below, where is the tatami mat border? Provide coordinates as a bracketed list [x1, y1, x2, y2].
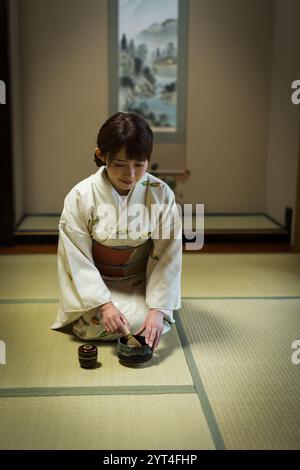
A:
[0, 385, 195, 398]
[2, 295, 298, 450]
[0, 299, 59, 304]
[174, 311, 226, 451]
[1, 296, 300, 304]
[182, 296, 300, 300]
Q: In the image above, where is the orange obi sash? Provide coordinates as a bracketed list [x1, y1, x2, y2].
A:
[92, 239, 153, 278]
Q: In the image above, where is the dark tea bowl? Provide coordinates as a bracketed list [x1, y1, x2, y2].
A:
[117, 335, 153, 366]
[78, 344, 98, 368]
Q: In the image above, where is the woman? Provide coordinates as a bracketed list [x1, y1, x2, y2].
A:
[52, 112, 182, 351]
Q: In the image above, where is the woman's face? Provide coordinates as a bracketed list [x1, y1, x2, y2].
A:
[102, 147, 149, 195]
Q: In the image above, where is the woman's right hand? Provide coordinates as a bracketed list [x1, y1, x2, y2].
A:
[99, 302, 129, 334]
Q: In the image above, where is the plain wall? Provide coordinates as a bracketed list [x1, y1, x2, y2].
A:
[266, 0, 300, 232]
[182, 0, 275, 212]
[18, 0, 108, 215]
[13, 0, 299, 232]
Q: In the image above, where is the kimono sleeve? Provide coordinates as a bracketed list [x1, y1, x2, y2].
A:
[146, 189, 182, 317]
[55, 189, 111, 325]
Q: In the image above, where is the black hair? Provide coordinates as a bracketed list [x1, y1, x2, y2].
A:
[94, 112, 153, 167]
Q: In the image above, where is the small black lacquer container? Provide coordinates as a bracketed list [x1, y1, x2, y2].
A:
[78, 344, 98, 368]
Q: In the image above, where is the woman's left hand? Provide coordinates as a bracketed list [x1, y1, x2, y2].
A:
[135, 309, 164, 351]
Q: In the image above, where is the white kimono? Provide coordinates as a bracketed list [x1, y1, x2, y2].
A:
[51, 165, 182, 340]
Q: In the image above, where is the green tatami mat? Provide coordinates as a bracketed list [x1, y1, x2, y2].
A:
[16, 214, 279, 232]
[0, 394, 215, 450]
[195, 215, 281, 230]
[0, 255, 58, 299]
[182, 254, 300, 297]
[0, 304, 193, 390]
[17, 214, 280, 232]
[17, 215, 60, 231]
[1, 253, 300, 300]
[177, 299, 300, 449]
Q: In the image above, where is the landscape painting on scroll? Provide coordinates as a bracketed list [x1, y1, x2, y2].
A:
[118, 0, 179, 131]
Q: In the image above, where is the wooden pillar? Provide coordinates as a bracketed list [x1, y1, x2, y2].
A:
[0, 0, 15, 245]
[293, 129, 300, 252]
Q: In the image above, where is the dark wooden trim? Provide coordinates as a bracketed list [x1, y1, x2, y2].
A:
[11, 231, 291, 246]
[183, 231, 290, 246]
[0, 242, 292, 255]
[13, 234, 59, 244]
[0, 0, 15, 245]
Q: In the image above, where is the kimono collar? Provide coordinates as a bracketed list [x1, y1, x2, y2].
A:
[92, 166, 149, 205]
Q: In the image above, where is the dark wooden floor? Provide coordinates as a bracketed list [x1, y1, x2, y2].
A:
[0, 243, 294, 255]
